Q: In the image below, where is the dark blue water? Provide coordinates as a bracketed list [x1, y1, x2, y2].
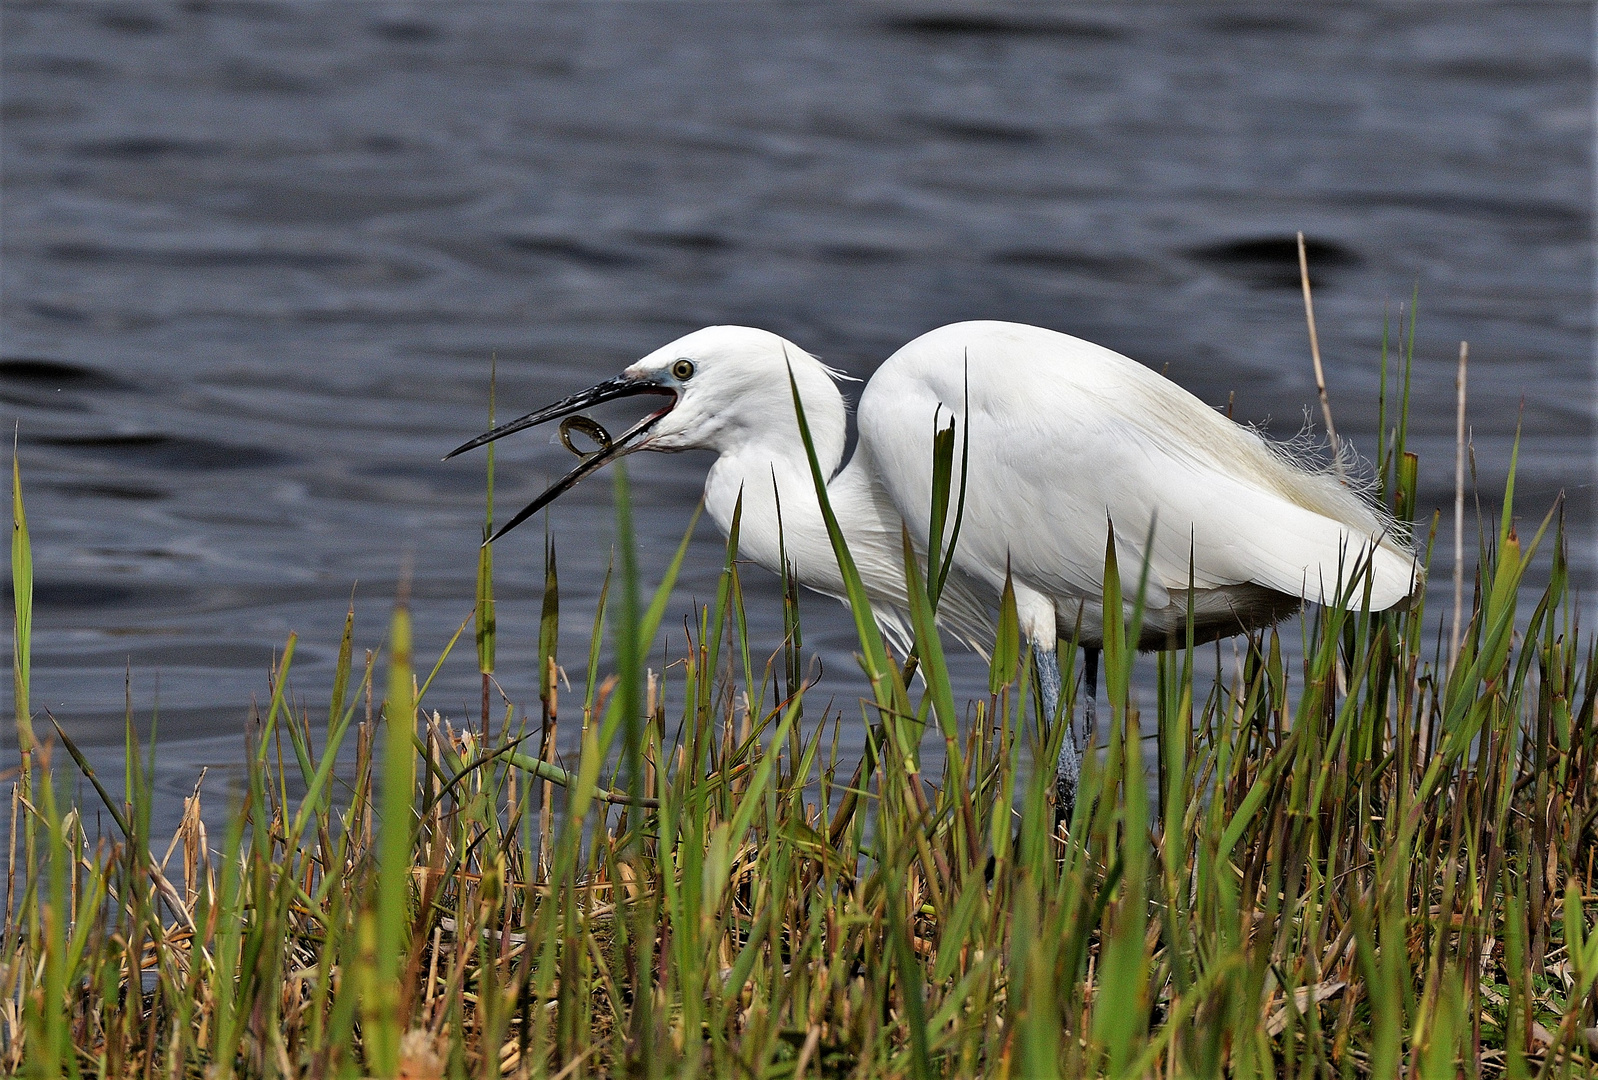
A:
[2, 1, 1592, 836]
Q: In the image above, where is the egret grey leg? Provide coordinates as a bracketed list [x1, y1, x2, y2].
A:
[1037, 645, 1079, 826]
[1082, 646, 1100, 756]
[1053, 646, 1099, 831]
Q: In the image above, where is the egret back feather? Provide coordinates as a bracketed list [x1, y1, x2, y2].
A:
[860, 321, 1420, 646]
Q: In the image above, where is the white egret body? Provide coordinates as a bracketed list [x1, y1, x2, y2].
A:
[448, 321, 1420, 815]
[861, 322, 1417, 643]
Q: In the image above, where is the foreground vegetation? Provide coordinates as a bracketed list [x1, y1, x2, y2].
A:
[2, 328, 1595, 1078]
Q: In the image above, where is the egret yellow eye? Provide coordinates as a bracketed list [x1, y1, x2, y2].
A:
[671, 358, 696, 381]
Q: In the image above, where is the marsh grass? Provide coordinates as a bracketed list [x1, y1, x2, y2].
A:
[2, 323, 1595, 1078]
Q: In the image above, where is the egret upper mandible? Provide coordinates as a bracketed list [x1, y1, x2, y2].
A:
[447, 321, 1420, 817]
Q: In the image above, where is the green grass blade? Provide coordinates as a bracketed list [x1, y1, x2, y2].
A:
[252, 634, 297, 768]
[990, 571, 1021, 696]
[784, 361, 892, 709]
[368, 596, 415, 1076]
[901, 526, 958, 742]
[12, 455, 32, 753]
[330, 594, 355, 729]
[478, 354, 497, 677]
[540, 536, 559, 708]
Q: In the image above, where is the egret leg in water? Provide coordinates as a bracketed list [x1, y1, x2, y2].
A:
[1042, 645, 1099, 828]
[1035, 646, 1069, 804]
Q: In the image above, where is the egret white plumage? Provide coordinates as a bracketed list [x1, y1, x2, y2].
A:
[447, 320, 1420, 817]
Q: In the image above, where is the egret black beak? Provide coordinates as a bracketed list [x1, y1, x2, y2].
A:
[444, 374, 676, 543]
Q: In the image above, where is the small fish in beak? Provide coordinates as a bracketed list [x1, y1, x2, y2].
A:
[444, 373, 676, 543]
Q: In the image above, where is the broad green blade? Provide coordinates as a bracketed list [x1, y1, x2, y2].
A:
[368, 596, 415, 1076]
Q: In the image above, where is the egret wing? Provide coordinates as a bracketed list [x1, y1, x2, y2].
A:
[860, 321, 1417, 617]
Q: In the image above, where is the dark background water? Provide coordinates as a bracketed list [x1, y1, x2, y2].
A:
[2, 1, 1593, 836]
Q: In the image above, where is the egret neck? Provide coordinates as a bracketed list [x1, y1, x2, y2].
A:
[694, 359, 922, 646]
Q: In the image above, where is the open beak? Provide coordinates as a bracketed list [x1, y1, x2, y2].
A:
[444, 374, 676, 543]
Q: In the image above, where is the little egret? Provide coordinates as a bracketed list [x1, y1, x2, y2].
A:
[447, 321, 1420, 817]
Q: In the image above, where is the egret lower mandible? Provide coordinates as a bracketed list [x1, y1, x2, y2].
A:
[446, 320, 1421, 822]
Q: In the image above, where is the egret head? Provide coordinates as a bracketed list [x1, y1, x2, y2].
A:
[446, 326, 845, 541]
